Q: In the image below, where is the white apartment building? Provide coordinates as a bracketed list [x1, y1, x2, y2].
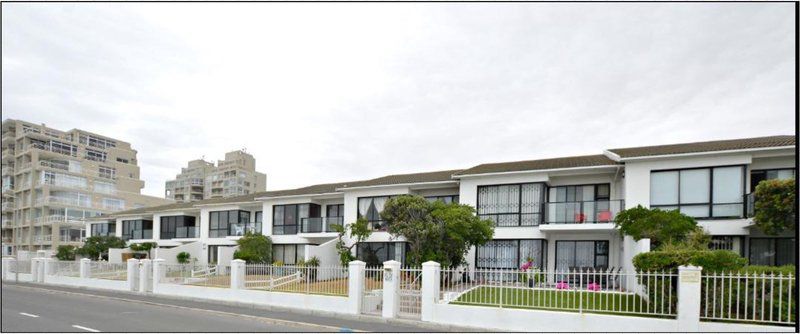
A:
[0, 119, 173, 256]
[164, 150, 267, 203]
[87, 135, 796, 270]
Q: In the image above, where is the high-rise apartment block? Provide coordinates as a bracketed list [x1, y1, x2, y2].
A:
[164, 150, 266, 203]
[0, 119, 172, 255]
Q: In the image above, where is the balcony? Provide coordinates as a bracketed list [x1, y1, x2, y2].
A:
[229, 223, 261, 236]
[1, 166, 13, 175]
[37, 196, 92, 208]
[300, 217, 342, 234]
[34, 215, 84, 226]
[2, 219, 13, 228]
[1, 202, 14, 212]
[540, 200, 624, 232]
[33, 235, 53, 243]
[39, 160, 70, 172]
[127, 230, 153, 240]
[59, 234, 83, 243]
[174, 226, 200, 239]
[1, 236, 11, 243]
[40, 178, 89, 191]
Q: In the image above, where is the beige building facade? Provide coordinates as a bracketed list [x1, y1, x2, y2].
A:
[165, 150, 266, 203]
[0, 119, 172, 255]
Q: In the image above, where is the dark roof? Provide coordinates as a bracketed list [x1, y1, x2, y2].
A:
[336, 169, 462, 189]
[258, 182, 353, 198]
[454, 154, 619, 176]
[607, 135, 796, 159]
[101, 192, 267, 218]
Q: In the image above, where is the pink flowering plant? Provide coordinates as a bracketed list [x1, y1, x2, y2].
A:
[587, 282, 601, 291]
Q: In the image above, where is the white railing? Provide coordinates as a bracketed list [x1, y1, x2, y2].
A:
[362, 267, 385, 315]
[34, 214, 83, 225]
[59, 235, 83, 243]
[701, 271, 795, 326]
[160, 264, 231, 288]
[438, 267, 677, 318]
[244, 264, 349, 296]
[90, 262, 127, 280]
[33, 235, 52, 242]
[10, 259, 31, 273]
[39, 160, 70, 171]
[52, 260, 81, 277]
[399, 266, 423, 318]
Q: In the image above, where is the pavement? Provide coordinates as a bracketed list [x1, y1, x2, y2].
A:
[1, 281, 478, 332]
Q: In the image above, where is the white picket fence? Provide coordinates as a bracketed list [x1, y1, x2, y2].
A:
[701, 271, 795, 326]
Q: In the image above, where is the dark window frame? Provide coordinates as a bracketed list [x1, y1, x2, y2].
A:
[424, 195, 460, 204]
[554, 240, 610, 270]
[476, 182, 546, 227]
[272, 244, 307, 265]
[355, 241, 409, 267]
[474, 239, 548, 270]
[650, 164, 747, 219]
[121, 219, 153, 240]
[750, 168, 796, 191]
[160, 215, 197, 239]
[208, 210, 250, 238]
[357, 196, 396, 231]
[273, 204, 320, 235]
[748, 237, 796, 266]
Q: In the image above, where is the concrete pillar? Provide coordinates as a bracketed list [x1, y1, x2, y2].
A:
[42, 258, 54, 281]
[677, 265, 702, 331]
[2, 257, 12, 281]
[347, 260, 366, 315]
[230, 259, 245, 289]
[152, 259, 165, 291]
[80, 258, 91, 278]
[127, 259, 139, 292]
[382, 260, 401, 319]
[139, 259, 152, 293]
[421, 261, 441, 322]
[31, 258, 41, 282]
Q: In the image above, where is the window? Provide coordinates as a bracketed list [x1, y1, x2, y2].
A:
[254, 211, 263, 234]
[90, 222, 115, 237]
[102, 198, 125, 210]
[121, 219, 152, 240]
[160, 216, 197, 239]
[357, 196, 393, 231]
[749, 238, 796, 266]
[50, 140, 77, 156]
[85, 148, 107, 162]
[476, 239, 547, 269]
[326, 204, 344, 217]
[99, 166, 116, 180]
[94, 181, 115, 194]
[750, 169, 795, 190]
[424, 195, 460, 204]
[273, 204, 320, 235]
[477, 183, 544, 227]
[546, 184, 612, 224]
[650, 166, 745, 218]
[709, 236, 744, 256]
[272, 244, 306, 265]
[555, 240, 609, 270]
[356, 242, 407, 267]
[116, 158, 129, 164]
[208, 210, 250, 237]
[80, 135, 116, 149]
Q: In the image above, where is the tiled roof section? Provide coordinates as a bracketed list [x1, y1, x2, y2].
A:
[259, 182, 354, 197]
[337, 169, 463, 189]
[454, 154, 619, 176]
[607, 135, 796, 159]
[101, 192, 267, 218]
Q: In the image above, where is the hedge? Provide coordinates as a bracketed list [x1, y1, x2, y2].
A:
[633, 249, 747, 273]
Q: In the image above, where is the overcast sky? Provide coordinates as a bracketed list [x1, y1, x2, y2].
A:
[2, 3, 795, 198]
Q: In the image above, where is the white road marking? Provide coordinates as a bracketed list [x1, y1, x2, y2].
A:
[19, 312, 39, 318]
[72, 325, 100, 332]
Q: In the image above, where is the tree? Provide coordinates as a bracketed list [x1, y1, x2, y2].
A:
[129, 242, 157, 259]
[382, 195, 494, 267]
[614, 205, 698, 249]
[753, 178, 796, 235]
[233, 232, 272, 263]
[55, 245, 77, 261]
[76, 236, 126, 260]
[333, 217, 372, 266]
[176, 251, 191, 264]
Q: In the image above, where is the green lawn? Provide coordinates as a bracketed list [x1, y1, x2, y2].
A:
[450, 286, 674, 317]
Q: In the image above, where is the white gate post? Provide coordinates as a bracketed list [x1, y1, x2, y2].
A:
[421, 261, 441, 322]
[80, 258, 91, 278]
[230, 259, 245, 289]
[139, 259, 152, 292]
[382, 260, 401, 319]
[348, 260, 366, 315]
[152, 259, 165, 291]
[677, 265, 702, 331]
[30, 258, 39, 280]
[42, 258, 54, 282]
[127, 259, 140, 291]
[2, 257, 13, 280]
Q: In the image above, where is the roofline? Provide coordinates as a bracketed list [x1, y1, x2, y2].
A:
[602, 150, 622, 162]
[192, 200, 261, 208]
[254, 192, 343, 200]
[335, 180, 459, 191]
[452, 165, 622, 179]
[608, 145, 796, 161]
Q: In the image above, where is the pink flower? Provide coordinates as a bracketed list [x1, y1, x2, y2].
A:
[520, 261, 532, 271]
[587, 283, 601, 291]
[556, 281, 569, 290]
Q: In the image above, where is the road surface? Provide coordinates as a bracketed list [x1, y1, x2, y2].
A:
[1, 282, 455, 332]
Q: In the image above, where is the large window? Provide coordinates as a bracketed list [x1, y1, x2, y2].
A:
[121, 219, 152, 240]
[424, 195, 460, 204]
[545, 184, 617, 224]
[272, 244, 306, 265]
[356, 242, 407, 267]
[476, 239, 547, 269]
[709, 236, 744, 256]
[209, 210, 250, 238]
[650, 166, 745, 218]
[273, 204, 320, 235]
[90, 222, 115, 237]
[750, 168, 795, 190]
[325, 204, 344, 231]
[477, 183, 545, 227]
[555, 240, 609, 270]
[357, 196, 394, 231]
[160, 215, 197, 239]
[749, 238, 796, 266]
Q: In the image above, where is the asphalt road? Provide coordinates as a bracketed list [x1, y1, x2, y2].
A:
[1, 282, 452, 332]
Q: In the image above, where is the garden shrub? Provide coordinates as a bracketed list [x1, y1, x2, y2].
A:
[56, 245, 77, 261]
[633, 249, 746, 273]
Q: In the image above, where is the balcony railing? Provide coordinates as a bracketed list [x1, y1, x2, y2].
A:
[37, 196, 92, 208]
[40, 178, 89, 190]
[1, 166, 13, 175]
[59, 234, 83, 243]
[127, 230, 153, 240]
[39, 160, 70, 171]
[1, 202, 14, 211]
[1, 219, 13, 228]
[300, 217, 342, 233]
[34, 215, 84, 225]
[34, 235, 53, 243]
[174, 226, 200, 239]
[229, 223, 261, 236]
[543, 200, 624, 224]
[478, 213, 542, 227]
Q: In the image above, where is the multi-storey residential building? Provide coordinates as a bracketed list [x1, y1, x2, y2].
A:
[164, 150, 267, 203]
[0, 119, 173, 256]
[87, 135, 796, 271]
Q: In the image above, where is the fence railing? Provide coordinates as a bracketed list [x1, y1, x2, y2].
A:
[244, 264, 349, 296]
[399, 266, 423, 318]
[90, 262, 128, 280]
[438, 267, 677, 318]
[160, 264, 231, 288]
[701, 271, 795, 326]
[363, 266, 385, 315]
[52, 260, 81, 277]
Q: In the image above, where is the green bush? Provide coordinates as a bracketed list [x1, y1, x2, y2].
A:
[176, 251, 191, 264]
[55, 245, 76, 261]
[739, 265, 795, 276]
[633, 249, 746, 273]
[233, 232, 272, 264]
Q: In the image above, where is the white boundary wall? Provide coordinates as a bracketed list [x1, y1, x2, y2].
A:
[43, 275, 129, 292]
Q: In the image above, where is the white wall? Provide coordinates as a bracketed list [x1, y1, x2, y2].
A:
[154, 241, 204, 265]
[108, 247, 132, 264]
[217, 245, 238, 267]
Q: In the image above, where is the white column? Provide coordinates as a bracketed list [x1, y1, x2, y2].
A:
[347, 260, 366, 315]
[42, 258, 54, 281]
[421, 261, 441, 322]
[127, 259, 139, 292]
[2, 257, 12, 281]
[152, 259, 165, 291]
[31, 258, 41, 282]
[80, 258, 91, 278]
[230, 259, 245, 289]
[139, 259, 152, 293]
[677, 265, 702, 331]
[382, 260, 401, 319]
